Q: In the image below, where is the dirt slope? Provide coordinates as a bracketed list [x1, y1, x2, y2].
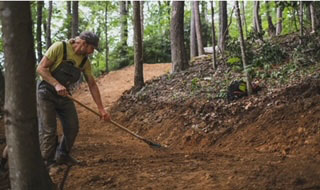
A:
[47, 63, 320, 190]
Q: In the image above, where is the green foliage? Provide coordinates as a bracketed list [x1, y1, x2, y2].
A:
[144, 34, 171, 63]
[227, 57, 241, 65]
[252, 42, 286, 67]
[191, 77, 200, 92]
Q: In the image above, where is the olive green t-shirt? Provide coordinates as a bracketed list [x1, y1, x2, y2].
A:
[44, 41, 92, 78]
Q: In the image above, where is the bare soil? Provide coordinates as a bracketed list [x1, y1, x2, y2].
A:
[52, 63, 320, 190]
[1, 62, 320, 190]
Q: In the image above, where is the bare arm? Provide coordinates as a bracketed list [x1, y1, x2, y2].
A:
[86, 74, 111, 121]
[36, 56, 68, 96]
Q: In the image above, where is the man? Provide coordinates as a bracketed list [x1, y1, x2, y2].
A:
[37, 31, 110, 169]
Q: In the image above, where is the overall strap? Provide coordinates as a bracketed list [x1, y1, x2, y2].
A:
[79, 56, 88, 69]
[62, 41, 67, 61]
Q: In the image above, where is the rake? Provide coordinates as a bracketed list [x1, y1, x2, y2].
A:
[67, 95, 164, 149]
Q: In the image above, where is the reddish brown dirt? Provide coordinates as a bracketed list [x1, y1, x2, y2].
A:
[47, 63, 320, 190]
[1, 63, 319, 190]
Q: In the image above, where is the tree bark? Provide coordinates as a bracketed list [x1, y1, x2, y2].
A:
[201, 1, 209, 47]
[276, 6, 283, 36]
[300, 1, 304, 36]
[133, 1, 144, 91]
[310, 2, 316, 33]
[120, 1, 129, 68]
[193, 1, 204, 55]
[211, 1, 217, 69]
[219, 1, 228, 53]
[105, 2, 109, 73]
[240, 1, 247, 39]
[0, 70, 4, 113]
[190, 2, 198, 58]
[171, 1, 188, 73]
[72, 1, 79, 37]
[67, 1, 72, 39]
[46, 1, 52, 49]
[253, 1, 262, 33]
[37, 1, 44, 63]
[266, 1, 276, 37]
[0, 2, 54, 189]
[235, 1, 252, 96]
[140, 1, 144, 42]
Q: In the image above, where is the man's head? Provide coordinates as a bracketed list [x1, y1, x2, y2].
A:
[79, 31, 99, 49]
[73, 31, 99, 55]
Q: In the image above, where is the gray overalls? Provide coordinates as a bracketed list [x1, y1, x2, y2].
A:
[38, 41, 87, 166]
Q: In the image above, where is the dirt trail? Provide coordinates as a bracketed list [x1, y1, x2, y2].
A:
[52, 64, 320, 190]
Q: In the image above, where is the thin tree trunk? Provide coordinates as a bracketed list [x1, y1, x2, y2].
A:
[200, 1, 208, 47]
[171, 1, 188, 73]
[194, 1, 204, 55]
[37, 1, 44, 63]
[0, 2, 54, 189]
[105, 2, 109, 73]
[219, 1, 228, 53]
[310, 2, 316, 33]
[133, 1, 144, 91]
[72, 1, 79, 37]
[120, 1, 129, 68]
[46, 1, 52, 49]
[67, 1, 72, 39]
[266, 1, 276, 37]
[253, 1, 262, 33]
[140, 1, 144, 42]
[190, 2, 198, 58]
[140, 1, 144, 59]
[276, 6, 283, 36]
[240, 1, 247, 39]
[235, 1, 252, 96]
[300, 1, 304, 36]
[211, 1, 217, 69]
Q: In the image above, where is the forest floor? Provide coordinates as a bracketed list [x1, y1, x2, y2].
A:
[1, 34, 320, 190]
[50, 60, 319, 190]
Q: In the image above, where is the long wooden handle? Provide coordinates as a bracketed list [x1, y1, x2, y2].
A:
[67, 95, 147, 141]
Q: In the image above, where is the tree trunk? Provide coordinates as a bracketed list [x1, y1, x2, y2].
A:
[46, 1, 52, 49]
[72, 1, 79, 38]
[0, 70, 4, 113]
[219, 1, 228, 53]
[37, 1, 44, 63]
[200, 1, 209, 47]
[276, 6, 283, 36]
[300, 1, 304, 36]
[190, 2, 198, 59]
[171, 1, 188, 73]
[235, 1, 252, 96]
[105, 2, 109, 73]
[240, 1, 247, 39]
[0, 2, 54, 189]
[253, 1, 262, 33]
[310, 2, 316, 33]
[140, 1, 144, 42]
[266, 1, 276, 37]
[211, 1, 217, 69]
[194, 1, 204, 55]
[67, 1, 72, 39]
[120, 1, 129, 68]
[133, 1, 144, 91]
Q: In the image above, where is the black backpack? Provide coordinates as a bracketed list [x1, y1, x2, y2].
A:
[227, 80, 247, 101]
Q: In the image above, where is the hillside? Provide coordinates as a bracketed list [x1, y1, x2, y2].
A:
[1, 34, 320, 190]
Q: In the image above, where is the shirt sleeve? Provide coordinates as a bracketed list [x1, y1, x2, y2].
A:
[82, 59, 93, 78]
[44, 42, 63, 63]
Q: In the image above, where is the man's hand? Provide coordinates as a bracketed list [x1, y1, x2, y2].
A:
[55, 83, 68, 96]
[99, 108, 111, 121]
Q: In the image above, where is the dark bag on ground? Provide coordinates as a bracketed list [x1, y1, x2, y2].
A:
[227, 80, 248, 101]
[227, 80, 261, 101]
